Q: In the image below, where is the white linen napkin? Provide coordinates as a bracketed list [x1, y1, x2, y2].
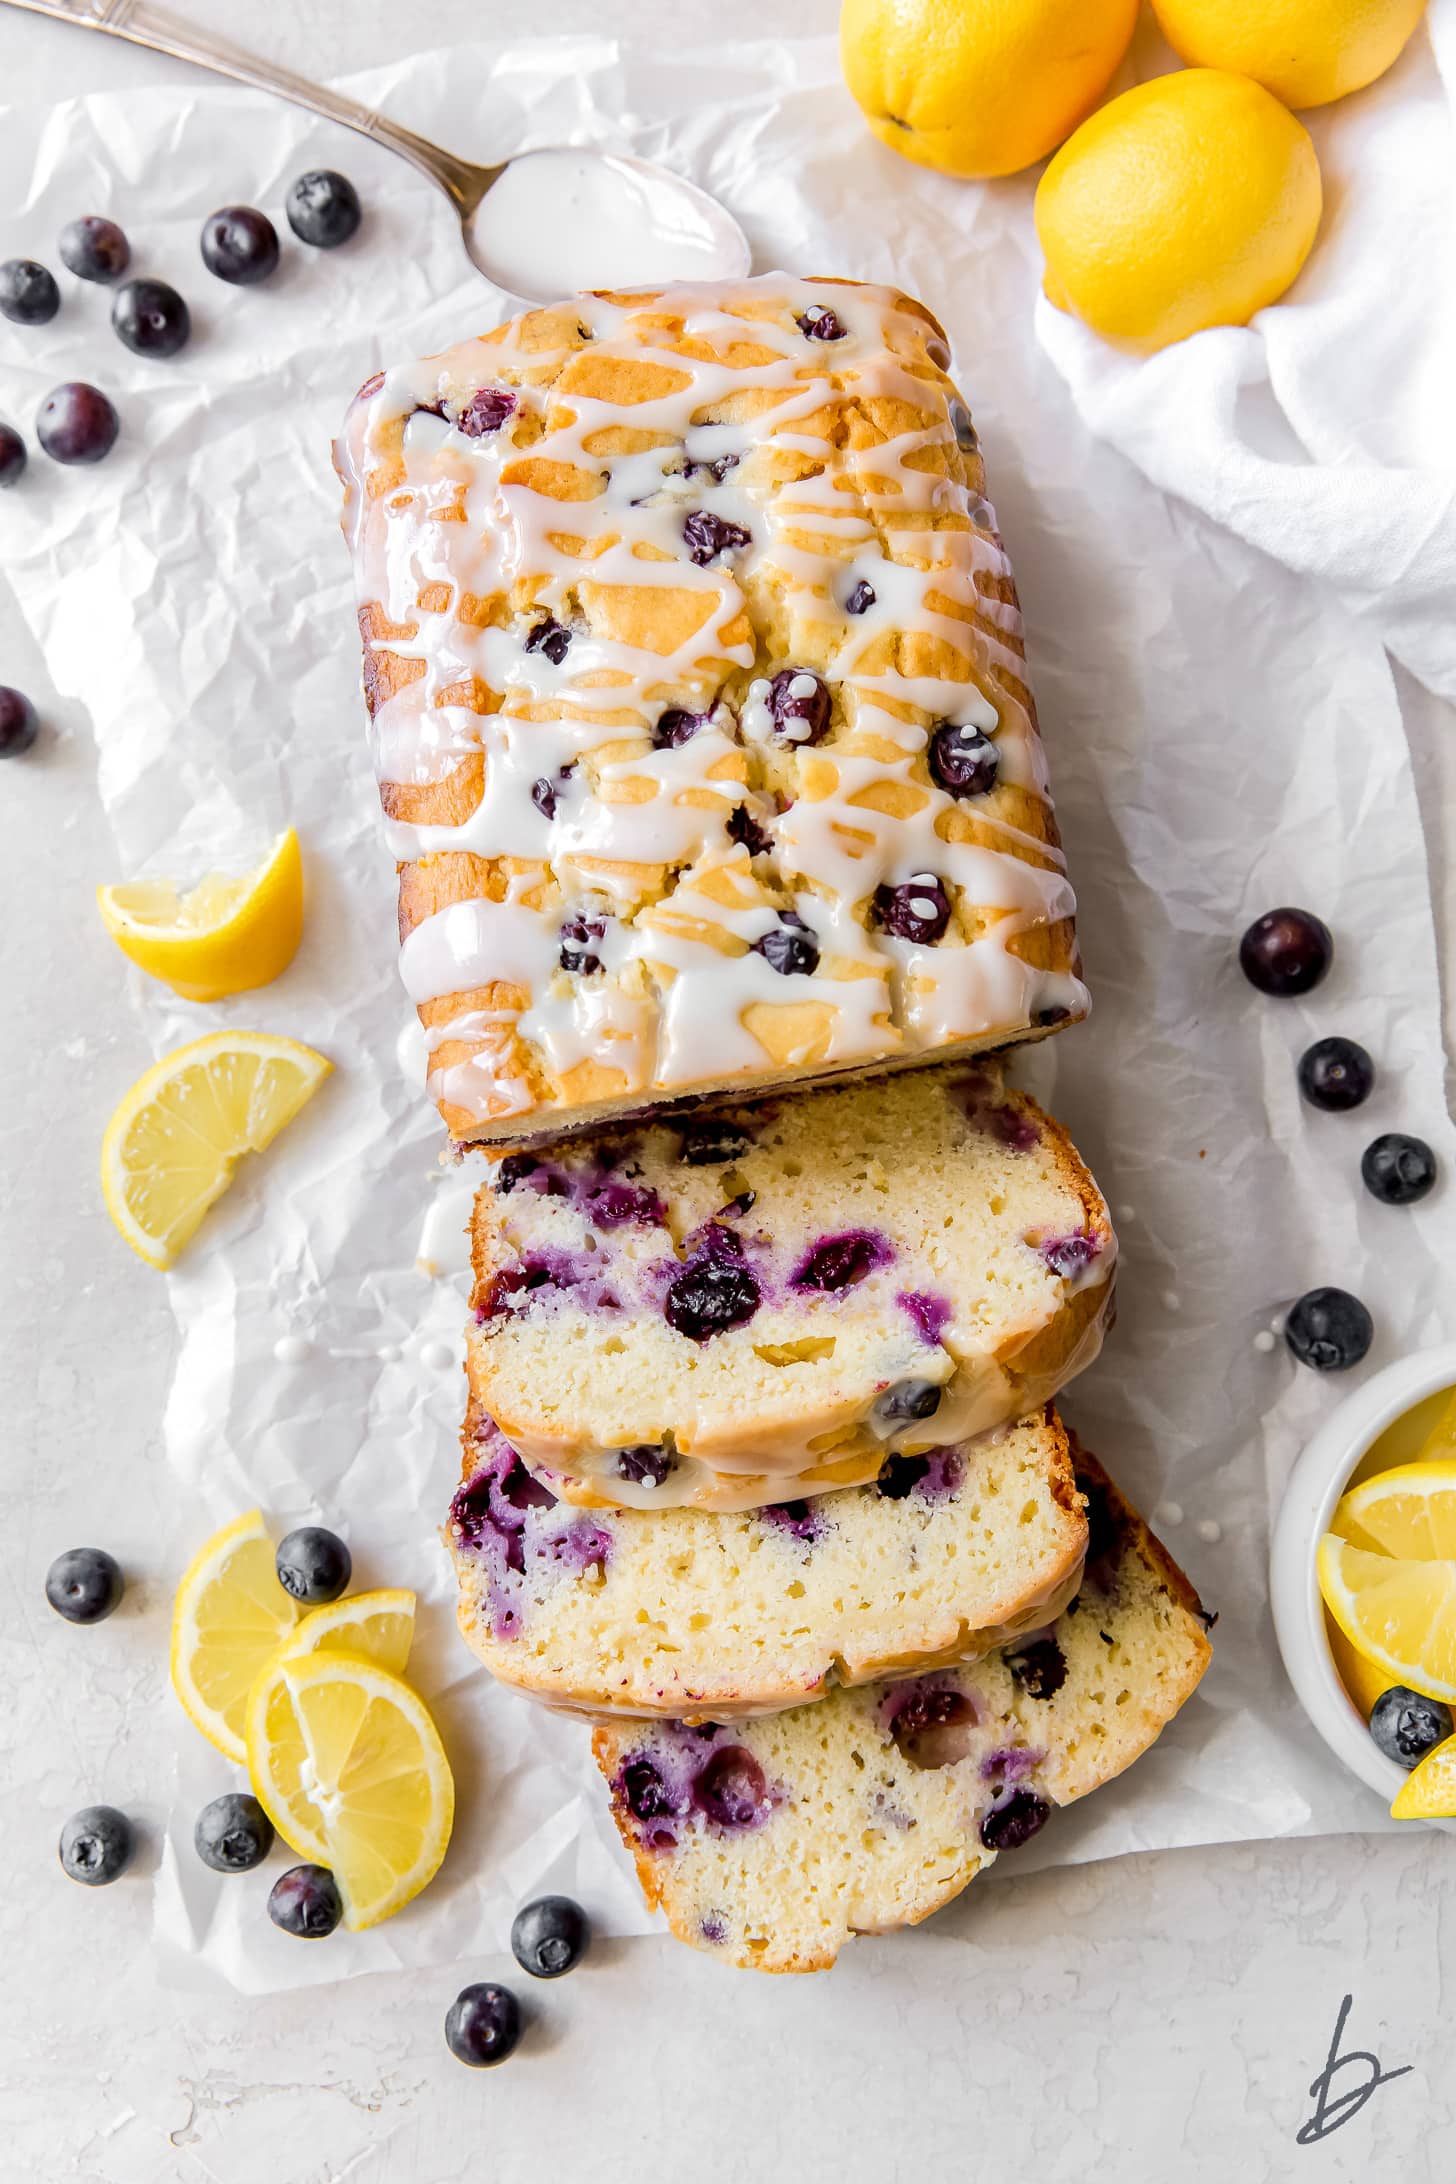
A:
[1036, 3, 1456, 701]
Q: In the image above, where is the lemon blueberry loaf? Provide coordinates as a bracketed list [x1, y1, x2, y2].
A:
[448, 1398, 1088, 1717]
[466, 1061, 1114, 1511]
[336, 273, 1087, 1145]
[592, 1449, 1210, 1971]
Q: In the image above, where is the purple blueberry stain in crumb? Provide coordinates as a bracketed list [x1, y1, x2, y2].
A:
[897, 1290, 953, 1348]
[797, 304, 847, 341]
[654, 707, 705, 749]
[559, 914, 606, 976]
[718, 1189, 756, 1220]
[873, 875, 952, 946]
[876, 1447, 963, 1502]
[457, 387, 517, 437]
[1037, 1230, 1103, 1282]
[699, 1914, 728, 1945]
[726, 803, 773, 858]
[760, 1499, 823, 1545]
[683, 510, 750, 565]
[846, 579, 876, 616]
[979, 1789, 1050, 1851]
[495, 1153, 542, 1194]
[584, 1180, 666, 1230]
[980, 1745, 1043, 1787]
[693, 1746, 771, 1830]
[617, 1756, 688, 1852]
[753, 912, 820, 978]
[616, 1444, 676, 1490]
[677, 1118, 753, 1166]
[885, 1683, 979, 1770]
[1004, 1636, 1067, 1699]
[449, 1434, 610, 1640]
[791, 1228, 892, 1294]
[524, 615, 571, 666]
[767, 668, 831, 746]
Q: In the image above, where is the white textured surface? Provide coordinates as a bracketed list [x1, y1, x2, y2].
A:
[3, 1, 1456, 2175]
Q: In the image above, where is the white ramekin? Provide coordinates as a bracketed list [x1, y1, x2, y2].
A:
[1270, 1342, 1456, 1817]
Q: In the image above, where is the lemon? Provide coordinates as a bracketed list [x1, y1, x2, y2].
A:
[98, 827, 304, 1004]
[1412, 1387, 1456, 1466]
[280, 1588, 417, 1677]
[101, 1030, 331, 1268]
[1152, 0, 1427, 111]
[839, 0, 1139, 180]
[245, 1652, 454, 1929]
[1317, 1535, 1456, 1704]
[1325, 1613, 1396, 1722]
[171, 1511, 301, 1762]
[1333, 1460, 1456, 1561]
[1035, 70, 1322, 351]
[1391, 1730, 1456, 1820]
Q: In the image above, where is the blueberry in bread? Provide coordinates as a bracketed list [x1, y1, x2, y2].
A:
[466, 1061, 1114, 1510]
[591, 1450, 1210, 1971]
[448, 1400, 1088, 1717]
[336, 274, 1087, 1145]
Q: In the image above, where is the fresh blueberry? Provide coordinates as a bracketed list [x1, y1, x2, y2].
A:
[653, 707, 704, 748]
[928, 721, 998, 799]
[559, 913, 606, 976]
[949, 400, 978, 453]
[1284, 1287, 1373, 1371]
[767, 668, 831, 746]
[693, 1745, 767, 1828]
[1004, 1636, 1067, 1699]
[752, 913, 819, 977]
[1369, 1686, 1452, 1768]
[0, 424, 25, 488]
[616, 1444, 676, 1489]
[978, 1789, 1050, 1850]
[846, 579, 876, 615]
[677, 1119, 751, 1166]
[873, 875, 951, 946]
[726, 802, 773, 857]
[285, 169, 362, 249]
[45, 1548, 123, 1624]
[37, 382, 119, 465]
[760, 1499, 821, 1542]
[683, 510, 750, 565]
[511, 1894, 591, 1979]
[622, 1757, 679, 1823]
[876, 1380, 943, 1427]
[1361, 1133, 1437, 1207]
[275, 1526, 351, 1605]
[445, 1981, 523, 2066]
[201, 205, 280, 286]
[0, 259, 60, 325]
[797, 304, 846, 341]
[456, 387, 516, 436]
[194, 1792, 275, 1873]
[664, 1233, 761, 1342]
[1297, 1037, 1374, 1113]
[524, 615, 571, 665]
[59, 1805, 133, 1885]
[0, 686, 41, 758]
[59, 217, 130, 283]
[1238, 907, 1333, 997]
[268, 1863, 342, 1937]
[111, 278, 190, 359]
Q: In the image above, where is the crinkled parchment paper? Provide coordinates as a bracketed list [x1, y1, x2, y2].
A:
[5, 32, 1453, 1994]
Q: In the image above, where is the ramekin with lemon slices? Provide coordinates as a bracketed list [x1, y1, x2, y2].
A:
[1271, 1344, 1456, 1824]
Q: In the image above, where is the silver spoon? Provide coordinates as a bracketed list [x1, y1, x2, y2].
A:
[4, 0, 752, 299]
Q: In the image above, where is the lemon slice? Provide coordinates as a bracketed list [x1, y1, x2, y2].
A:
[281, 1588, 416, 1676]
[245, 1652, 454, 1928]
[1325, 1614, 1394, 1722]
[1391, 1731, 1456, 1820]
[98, 827, 304, 1003]
[171, 1511, 301, 1762]
[1413, 1389, 1456, 1466]
[1333, 1460, 1456, 1561]
[101, 1030, 331, 1268]
[1317, 1535, 1456, 1704]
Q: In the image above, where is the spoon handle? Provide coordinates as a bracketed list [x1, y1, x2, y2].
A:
[3, 0, 498, 214]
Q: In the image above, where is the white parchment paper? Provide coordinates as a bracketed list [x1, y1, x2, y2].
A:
[5, 32, 1453, 1995]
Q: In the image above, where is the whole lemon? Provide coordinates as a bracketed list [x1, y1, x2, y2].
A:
[839, 0, 1140, 180]
[1152, 0, 1427, 110]
[1035, 70, 1322, 351]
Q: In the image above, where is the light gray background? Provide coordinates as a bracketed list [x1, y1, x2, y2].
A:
[3, 4, 1454, 2178]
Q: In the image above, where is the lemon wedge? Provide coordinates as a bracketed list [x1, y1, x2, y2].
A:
[280, 1588, 416, 1676]
[1333, 1460, 1456, 1562]
[1391, 1730, 1456, 1820]
[1317, 1535, 1456, 1704]
[1325, 1614, 1394, 1723]
[101, 1030, 330, 1268]
[1413, 1389, 1456, 1466]
[171, 1511, 301, 1763]
[97, 827, 304, 1002]
[245, 1652, 454, 1928]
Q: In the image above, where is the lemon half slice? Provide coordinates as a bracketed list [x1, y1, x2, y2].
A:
[171, 1511, 301, 1762]
[98, 827, 304, 1002]
[1318, 1535, 1456, 1704]
[281, 1588, 416, 1677]
[1391, 1731, 1456, 1821]
[246, 1651, 454, 1929]
[1334, 1460, 1456, 1562]
[101, 1030, 330, 1268]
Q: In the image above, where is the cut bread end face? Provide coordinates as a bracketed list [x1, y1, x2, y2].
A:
[590, 1448, 1211, 1972]
[466, 1062, 1115, 1510]
[448, 1400, 1088, 1718]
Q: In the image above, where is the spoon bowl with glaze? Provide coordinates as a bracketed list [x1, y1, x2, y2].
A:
[6, 0, 752, 300]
